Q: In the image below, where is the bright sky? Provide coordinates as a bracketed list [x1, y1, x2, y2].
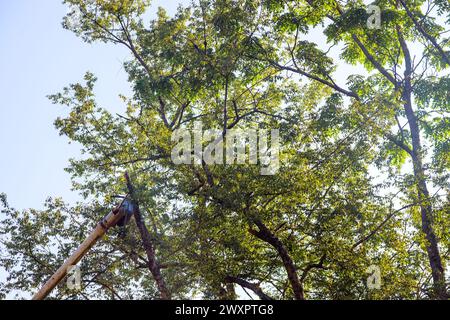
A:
[0, 0, 182, 212]
[0, 0, 183, 298]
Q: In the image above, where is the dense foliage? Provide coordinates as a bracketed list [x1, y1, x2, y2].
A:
[1, 0, 449, 300]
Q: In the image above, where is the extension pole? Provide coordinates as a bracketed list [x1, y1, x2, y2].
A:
[32, 197, 128, 300]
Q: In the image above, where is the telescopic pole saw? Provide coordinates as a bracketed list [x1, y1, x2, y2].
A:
[32, 195, 130, 300]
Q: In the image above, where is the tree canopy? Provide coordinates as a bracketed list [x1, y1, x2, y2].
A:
[1, 0, 449, 300]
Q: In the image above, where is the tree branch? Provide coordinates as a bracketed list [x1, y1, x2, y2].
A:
[224, 276, 273, 300]
[300, 254, 327, 282]
[248, 218, 304, 300]
[399, 0, 450, 66]
[125, 172, 171, 300]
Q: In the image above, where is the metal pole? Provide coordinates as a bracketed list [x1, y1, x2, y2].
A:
[32, 198, 128, 300]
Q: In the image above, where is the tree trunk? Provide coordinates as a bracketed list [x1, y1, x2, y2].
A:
[125, 173, 171, 300]
[404, 103, 447, 299]
[398, 29, 447, 299]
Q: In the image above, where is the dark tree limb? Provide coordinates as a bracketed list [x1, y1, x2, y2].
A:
[224, 276, 273, 300]
[350, 34, 399, 86]
[248, 219, 304, 300]
[300, 254, 327, 283]
[269, 60, 360, 100]
[326, 0, 399, 87]
[399, 0, 450, 66]
[125, 172, 171, 300]
[396, 27, 447, 300]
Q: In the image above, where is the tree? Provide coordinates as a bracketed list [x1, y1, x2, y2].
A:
[0, 0, 448, 300]
[252, 0, 449, 298]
